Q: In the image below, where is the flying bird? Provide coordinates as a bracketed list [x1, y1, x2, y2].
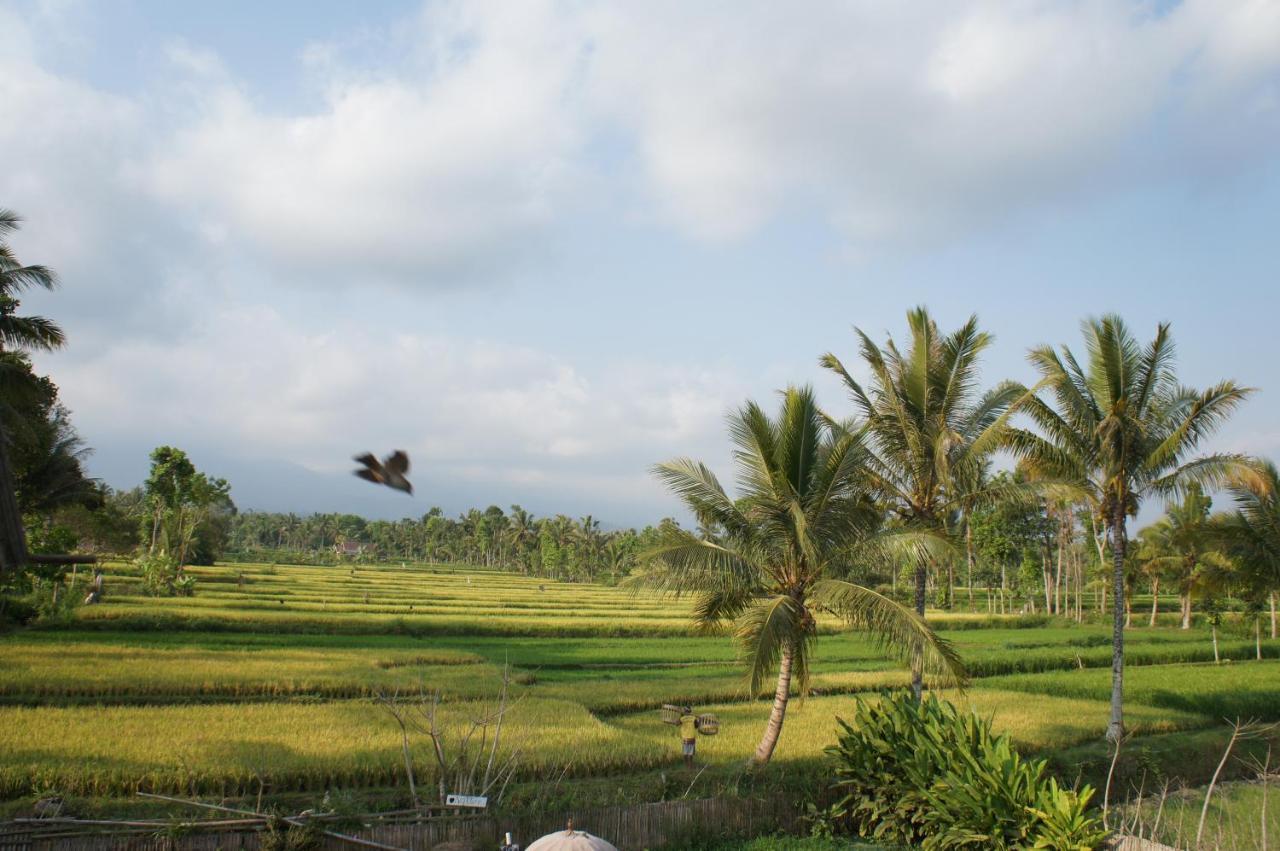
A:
[353, 450, 413, 495]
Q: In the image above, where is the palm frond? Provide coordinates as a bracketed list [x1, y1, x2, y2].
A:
[809, 579, 966, 687]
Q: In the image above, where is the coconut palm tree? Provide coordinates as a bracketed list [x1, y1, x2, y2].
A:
[1153, 484, 1234, 629]
[641, 386, 964, 764]
[1133, 524, 1172, 628]
[1008, 316, 1253, 741]
[1215, 461, 1280, 642]
[821, 307, 1023, 699]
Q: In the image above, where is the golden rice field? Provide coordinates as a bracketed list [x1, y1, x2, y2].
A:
[0, 689, 1208, 799]
[2, 560, 1277, 807]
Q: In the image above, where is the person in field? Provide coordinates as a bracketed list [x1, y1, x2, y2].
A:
[678, 706, 697, 768]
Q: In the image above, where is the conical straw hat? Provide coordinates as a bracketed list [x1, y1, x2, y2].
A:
[525, 820, 619, 851]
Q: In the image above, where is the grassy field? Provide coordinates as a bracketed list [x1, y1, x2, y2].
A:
[1121, 781, 1279, 851]
[2, 560, 1278, 818]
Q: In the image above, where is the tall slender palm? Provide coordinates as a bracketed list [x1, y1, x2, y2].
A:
[1215, 461, 1280, 641]
[821, 307, 1022, 699]
[1133, 525, 1170, 628]
[641, 386, 964, 765]
[1008, 316, 1252, 741]
[1156, 485, 1231, 629]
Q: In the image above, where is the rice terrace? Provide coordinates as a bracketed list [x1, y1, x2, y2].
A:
[5, 3, 1280, 850]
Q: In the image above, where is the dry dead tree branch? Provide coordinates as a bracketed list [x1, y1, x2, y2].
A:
[1197, 718, 1277, 848]
[375, 664, 521, 807]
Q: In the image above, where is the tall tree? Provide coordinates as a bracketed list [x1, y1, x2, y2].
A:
[1140, 484, 1231, 629]
[142, 446, 232, 565]
[1009, 316, 1252, 741]
[1215, 461, 1280, 642]
[641, 386, 964, 764]
[821, 307, 1022, 699]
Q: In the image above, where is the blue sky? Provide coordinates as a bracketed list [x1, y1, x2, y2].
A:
[4, 0, 1279, 526]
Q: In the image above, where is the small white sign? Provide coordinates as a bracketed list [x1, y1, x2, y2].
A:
[446, 794, 488, 808]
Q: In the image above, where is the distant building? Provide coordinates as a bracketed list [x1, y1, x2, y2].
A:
[336, 540, 372, 558]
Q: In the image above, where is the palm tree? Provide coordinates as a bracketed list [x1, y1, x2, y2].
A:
[1215, 461, 1280, 642]
[641, 386, 964, 764]
[0, 210, 64, 355]
[1141, 484, 1233, 629]
[1133, 525, 1172, 628]
[821, 307, 1022, 699]
[1009, 316, 1253, 741]
[506, 505, 538, 574]
[12, 405, 96, 515]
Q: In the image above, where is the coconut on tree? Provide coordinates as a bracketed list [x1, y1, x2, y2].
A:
[640, 386, 964, 765]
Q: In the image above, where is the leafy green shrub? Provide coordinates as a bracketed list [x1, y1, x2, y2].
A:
[826, 692, 1109, 850]
[30, 578, 82, 624]
[259, 816, 321, 851]
[136, 554, 195, 597]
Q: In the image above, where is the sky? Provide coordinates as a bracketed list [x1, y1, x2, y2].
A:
[3, 0, 1279, 527]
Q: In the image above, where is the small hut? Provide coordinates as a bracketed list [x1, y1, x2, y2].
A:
[525, 821, 618, 851]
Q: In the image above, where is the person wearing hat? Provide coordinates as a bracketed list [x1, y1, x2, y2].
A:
[678, 706, 697, 768]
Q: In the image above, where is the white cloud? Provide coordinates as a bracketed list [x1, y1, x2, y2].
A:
[586, 0, 1280, 242]
[7, 0, 1280, 290]
[44, 305, 745, 494]
[144, 1, 590, 287]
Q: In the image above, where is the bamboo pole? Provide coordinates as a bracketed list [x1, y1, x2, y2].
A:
[137, 792, 406, 851]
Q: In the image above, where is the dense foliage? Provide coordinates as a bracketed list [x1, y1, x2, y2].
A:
[827, 692, 1109, 849]
[225, 506, 658, 583]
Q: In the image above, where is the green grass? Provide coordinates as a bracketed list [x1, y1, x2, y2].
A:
[981, 660, 1280, 721]
[1121, 781, 1279, 851]
[608, 690, 1207, 766]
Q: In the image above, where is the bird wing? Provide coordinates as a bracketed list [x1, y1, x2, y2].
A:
[353, 452, 381, 470]
[354, 469, 383, 484]
[385, 450, 410, 475]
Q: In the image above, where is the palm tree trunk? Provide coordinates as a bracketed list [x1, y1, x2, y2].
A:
[1181, 594, 1192, 630]
[1257, 618, 1263, 661]
[1056, 515, 1065, 615]
[1107, 505, 1127, 743]
[1042, 552, 1052, 614]
[966, 523, 975, 611]
[752, 642, 794, 764]
[911, 561, 926, 701]
[1271, 593, 1277, 640]
[1149, 577, 1160, 627]
[1212, 625, 1220, 664]
[1000, 563, 1007, 614]
[946, 560, 954, 611]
